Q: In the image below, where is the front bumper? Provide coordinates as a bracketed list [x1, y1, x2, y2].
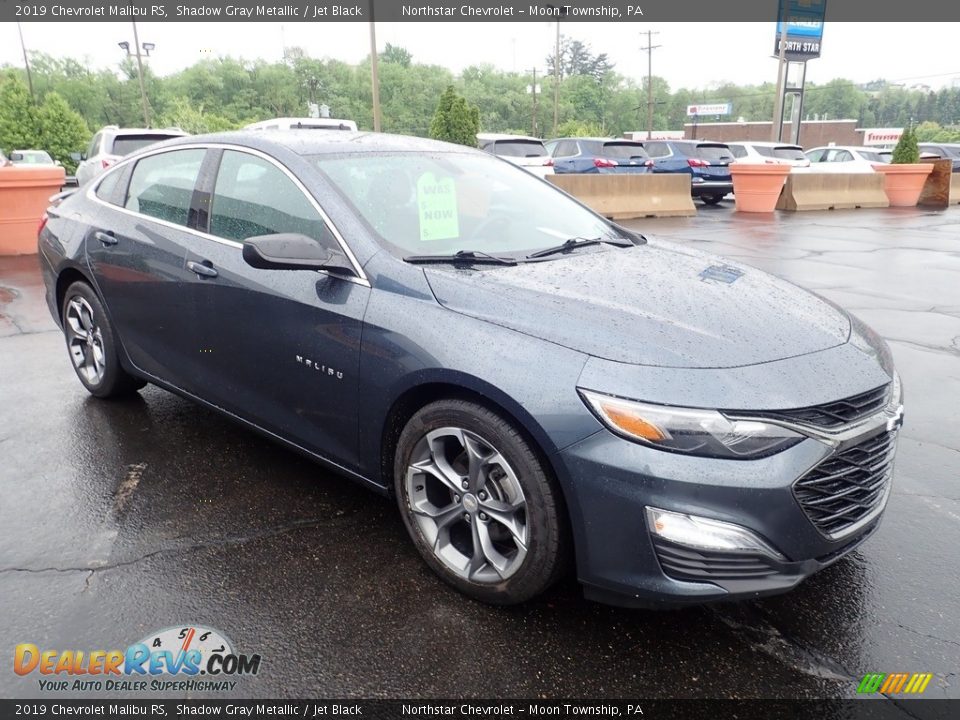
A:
[557, 406, 900, 608]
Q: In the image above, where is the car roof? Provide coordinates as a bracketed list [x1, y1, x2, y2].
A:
[730, 141, 802, 148]
[807, 146, 880, 152]
[159, 130, 486, 157]
[477, 133, 544, 142]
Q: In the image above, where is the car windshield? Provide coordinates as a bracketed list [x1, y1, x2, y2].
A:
[773, 146, 806, 160]
[312, 152, 622, 258]
[600, 142, 649, 160]
[112, 135, 181, 156]
[12, 151, 53, 164]
[859, 150, 887, 162]
[492, 140, 548, 158]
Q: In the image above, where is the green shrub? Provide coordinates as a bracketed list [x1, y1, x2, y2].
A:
[890, 127, 920, 164]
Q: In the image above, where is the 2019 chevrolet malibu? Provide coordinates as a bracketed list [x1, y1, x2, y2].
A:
[39, 131, 904, 607]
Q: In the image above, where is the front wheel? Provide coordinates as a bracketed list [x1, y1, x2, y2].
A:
[394, 399, 567, 604]
[61, 281, 145, 398]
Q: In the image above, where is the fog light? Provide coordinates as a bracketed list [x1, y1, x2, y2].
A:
[646, 507, 786, 560]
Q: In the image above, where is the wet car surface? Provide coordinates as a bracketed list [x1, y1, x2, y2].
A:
[1, 206, 958, 701]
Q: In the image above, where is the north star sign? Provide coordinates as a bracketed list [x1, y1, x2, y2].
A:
[774, 0, 826, 61]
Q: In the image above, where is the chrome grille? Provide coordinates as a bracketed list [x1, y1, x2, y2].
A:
[746, 383, 890, 429]
[794, 430, 897, 539]
[652, 538, 778, 581]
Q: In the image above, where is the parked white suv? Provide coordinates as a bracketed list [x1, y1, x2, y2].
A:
[727, 141, 810, 168]
[244, 117, 358, 131]
[75, 126, 189, 186]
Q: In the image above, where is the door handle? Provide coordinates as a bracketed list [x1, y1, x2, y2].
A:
[94, 231, 118, 247]
[187, 260, 218, 279]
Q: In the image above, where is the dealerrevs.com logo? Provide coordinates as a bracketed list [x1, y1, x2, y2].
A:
[14, 625, 261, 692]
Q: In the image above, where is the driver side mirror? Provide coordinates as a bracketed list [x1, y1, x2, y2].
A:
[242, 233, 356, 276]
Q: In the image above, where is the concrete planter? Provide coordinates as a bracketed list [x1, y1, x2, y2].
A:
[729, 164, 791, 213]
[0, 166, 66, 255]
[871, 163, 934, 207]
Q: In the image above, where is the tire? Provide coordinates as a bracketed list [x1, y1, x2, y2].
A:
[394, 399, 567, 605]
[700, 194, 724, 205]
[61, 281, 146, 398]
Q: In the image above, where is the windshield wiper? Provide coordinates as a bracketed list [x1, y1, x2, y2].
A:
[526, 236, 632, 259]
[403, 250, 518, 266]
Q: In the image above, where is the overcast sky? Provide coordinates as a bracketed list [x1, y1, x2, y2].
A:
[3, 22, 960, 91]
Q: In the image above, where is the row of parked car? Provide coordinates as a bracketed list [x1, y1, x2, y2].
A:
[478, 132, 960, 205]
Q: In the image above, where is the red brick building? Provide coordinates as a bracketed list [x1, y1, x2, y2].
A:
[680, 120, 860, 149]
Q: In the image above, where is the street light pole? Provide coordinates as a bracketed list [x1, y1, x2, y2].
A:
[131, 21, 151, 127]
[16, 22, 35, 104]
[368, 0, 382, 132]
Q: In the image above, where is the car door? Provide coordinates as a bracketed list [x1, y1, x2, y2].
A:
[551, 140, 581, 173]
[85, 147, 207, 386]
[181, 147, 370, 468]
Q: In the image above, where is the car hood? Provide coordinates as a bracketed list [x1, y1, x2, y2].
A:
[422, 240, 850, 369]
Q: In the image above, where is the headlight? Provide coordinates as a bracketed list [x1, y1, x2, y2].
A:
[579, 389, 804, 459]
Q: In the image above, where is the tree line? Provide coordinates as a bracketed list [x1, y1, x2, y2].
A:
[2, 39, 959, 171]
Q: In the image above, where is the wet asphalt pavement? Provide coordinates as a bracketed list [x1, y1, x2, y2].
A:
[1, 204, 958, 702]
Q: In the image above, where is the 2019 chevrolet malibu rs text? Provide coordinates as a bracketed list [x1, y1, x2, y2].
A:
[39, 131, 904, 607]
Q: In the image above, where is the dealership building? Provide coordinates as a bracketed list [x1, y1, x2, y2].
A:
[626, 121, 904, 149]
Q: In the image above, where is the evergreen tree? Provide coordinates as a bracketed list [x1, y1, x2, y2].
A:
[429, 85, 479, 147]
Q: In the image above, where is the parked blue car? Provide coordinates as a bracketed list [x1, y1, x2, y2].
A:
[39, 131, 903, 608]
[641, 139, 735, 204]
[544, 137, 653, 174]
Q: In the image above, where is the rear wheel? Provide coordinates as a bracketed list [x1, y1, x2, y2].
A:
[61, 281, 145, 398]
[700, 194, 724, 205]
[394, 399, 567, 604]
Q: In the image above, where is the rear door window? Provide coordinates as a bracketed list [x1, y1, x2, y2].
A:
[125, 149, 205, 227]
[727, 145, 747, 158]
[209, 150, 335, 248]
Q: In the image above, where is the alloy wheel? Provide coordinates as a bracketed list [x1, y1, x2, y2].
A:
[405, 427, 528, 583]
[65, 296, 106, 385]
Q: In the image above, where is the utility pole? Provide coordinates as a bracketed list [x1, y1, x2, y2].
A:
[368, 0, 382, 132]
[16, 22, 35, 103]
[640, 30, 661, 139]
[771, 0, 790, 142]
[528, 68, 540, 137]
[552, 21, 561, 135]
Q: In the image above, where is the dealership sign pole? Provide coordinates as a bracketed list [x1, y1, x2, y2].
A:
[772, 0, 826, 144]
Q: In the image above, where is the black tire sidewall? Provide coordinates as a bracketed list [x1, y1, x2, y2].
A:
[394, 399, 565, 605]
